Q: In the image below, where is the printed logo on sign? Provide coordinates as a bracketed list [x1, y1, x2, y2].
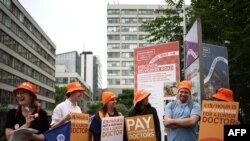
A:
[57, 134, 65, 141]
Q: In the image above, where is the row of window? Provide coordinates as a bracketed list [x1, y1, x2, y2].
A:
[0, 49, 54, 88]
[0, 69, 54, 100]
[108, 79, 134, 85]
[108, 61, 134, 67]
[108, 52, 133, 58]
[0, 10, 55, 66]
[107, 43, 152, 49]
[0, 30, 55, 77]
[107, 26, 145, 32]
[108, 9, 155, 15]
[108, 70, 134, 76]
[108, 18, 154, 24]
[107, 35, 148, 41]
[0, 0, 55, 54]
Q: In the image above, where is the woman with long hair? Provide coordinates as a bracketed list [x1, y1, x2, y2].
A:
[5, 82, 50, 141]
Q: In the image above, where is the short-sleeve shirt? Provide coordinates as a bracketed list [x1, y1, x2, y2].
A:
[5, 107, 50, 134]
[164, 100, 201, 141]
[51, 99, 82, 125]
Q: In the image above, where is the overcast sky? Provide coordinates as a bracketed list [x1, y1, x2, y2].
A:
[18, 0, 190, 88]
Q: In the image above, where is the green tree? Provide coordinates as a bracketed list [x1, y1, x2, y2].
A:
[116, 104, 129, 116]
[117, 89, 134, 110]
[86, 101, 102, 115]
[54, 86, 67, 106]
[144, 0, 250, 122]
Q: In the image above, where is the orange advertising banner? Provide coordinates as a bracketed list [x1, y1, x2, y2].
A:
[199, 100, 239, 141]
[70, 113, 89, 141]
[125, 114, 156, 141]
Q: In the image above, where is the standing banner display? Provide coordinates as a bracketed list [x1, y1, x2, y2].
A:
[70, 113, 89, 141]
[199, 100, 239, 141]
[202, 43, 230, 100]
[101, 116, 124, 141]
[134, 42, 180, 140]
[125, 114, 156, 141]
[184, 18, 204, 103]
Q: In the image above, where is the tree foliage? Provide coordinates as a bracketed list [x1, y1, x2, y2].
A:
[117, 89, 134, 110]
[144, 0, 250, 122]
[54, 86, 67, 106]
[86, 101, 102, 115]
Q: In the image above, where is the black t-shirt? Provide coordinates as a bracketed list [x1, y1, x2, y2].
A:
[5, 107, 50, 134]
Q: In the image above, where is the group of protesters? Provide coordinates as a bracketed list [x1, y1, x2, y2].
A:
[4, 80, 241, 141]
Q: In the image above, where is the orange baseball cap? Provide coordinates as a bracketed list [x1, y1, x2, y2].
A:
[66, 82, 85, 96]
[212, 88, 234, 102]
[13, 82, 37, 97]
[178, 80, 192, 93]
[102, 91, 117, 105]
[134, 89, 151, 104]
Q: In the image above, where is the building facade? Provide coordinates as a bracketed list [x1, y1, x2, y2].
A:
[0, 0, 56, 115]
[107, 4, 164, 94]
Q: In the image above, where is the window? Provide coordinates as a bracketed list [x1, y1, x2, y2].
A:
[121, 26, 137, 32]
[108, 52, 120, 58]
[138, 18, 154, 23]
[121, 18, 137, 24]
[121, 44, 137, 49]
[107, 26, 120, 32]
[107, 18, 120, 23]
[108, 70, 120, 76]
[121, 35, 137, 40]
[108, 35, 120, 40]
[107, 9, 120, 15]
[107, 44, 120, 49]
[121, 9, 137, 15]
[121, 79, 134, 85]
[122, 61, 133, 67]
[138, 9, 154, 15]
[108, 61, 120, 67]
[122, 70, 134, 76]
[108, 79, 120, 85]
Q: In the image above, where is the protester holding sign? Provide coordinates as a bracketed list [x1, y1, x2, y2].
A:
[212, 87, 244, 124]
[5, 82, 50, 141]
[89, 91, 122, 141]
[51, 81, 85, 129]
[164, 80, 201, 141]
[125, 89, 161, 141]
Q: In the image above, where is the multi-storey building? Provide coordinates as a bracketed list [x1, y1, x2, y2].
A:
[0, 0, 56, 115]
[56, 51, 102, 101]
[107, 4, 164, 94]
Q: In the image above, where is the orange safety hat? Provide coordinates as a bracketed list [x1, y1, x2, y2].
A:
[102, 91, 117, 105]
[178, 80, 192, 93]
[134, 89, 151, 104]
[66, 82, 85, 96]
[212, 88, 234, 102]
[13, 82, 37, 97]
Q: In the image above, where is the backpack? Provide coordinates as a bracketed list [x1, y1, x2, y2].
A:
[170, 100, 193, 113]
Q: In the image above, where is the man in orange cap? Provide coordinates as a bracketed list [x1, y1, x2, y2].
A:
[212, 87, 244, 124]
[5, 82, 50, 141]
[164, 80, 201, 141]
[124, 89, 161, 141]
[51, 81, 85, 128]
[89, 90, 122, 141]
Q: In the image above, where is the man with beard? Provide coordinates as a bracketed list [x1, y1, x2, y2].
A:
[163, 80, 201, 141]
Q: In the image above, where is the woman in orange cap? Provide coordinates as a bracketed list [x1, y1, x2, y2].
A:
[5, 82, 50, 141]
[89, 90, 122, 141]
[125, 89, 161, 141]
[51, 81, 85, 129]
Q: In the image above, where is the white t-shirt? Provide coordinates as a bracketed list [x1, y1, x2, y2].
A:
[51, 99, 82, 125]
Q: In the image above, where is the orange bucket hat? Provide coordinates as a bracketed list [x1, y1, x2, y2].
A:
[66, 82, 85, 96]
[13, 82, 37, 97]
[102, 91, 117, 105]
[134, 89, 151, 104]
[212, 88, 234, 102]
[178, 80, 192, 93]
